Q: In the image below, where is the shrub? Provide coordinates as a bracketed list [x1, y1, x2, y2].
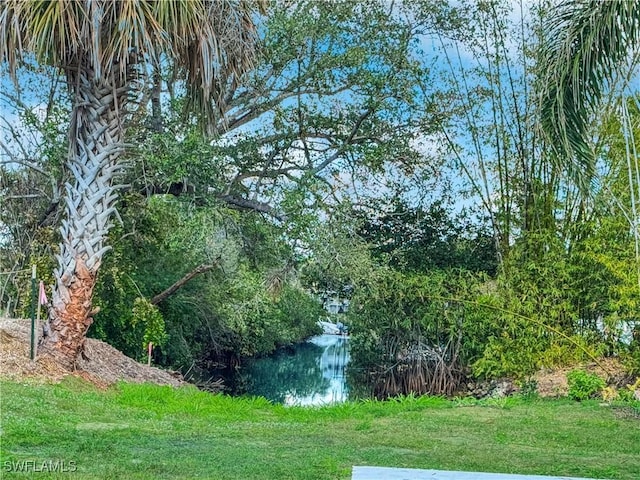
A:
[348, 269, 495, 398]
[621, 345, 640, 376]
[131, 297, 168, 350]
[618, 378, 640, 403]
[601, 386, 619, 402]
[517, 378, 538, 398]
[566, 370, 605, 401]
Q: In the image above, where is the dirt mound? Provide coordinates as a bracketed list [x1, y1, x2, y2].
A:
[534, 357, 630, 397]
[0, 317, 185, 388]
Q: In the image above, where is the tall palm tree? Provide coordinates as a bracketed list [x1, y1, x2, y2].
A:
[538, 0, 640, 183]
[0, 0, 261, 369]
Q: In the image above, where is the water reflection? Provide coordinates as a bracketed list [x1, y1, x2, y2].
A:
[236, 334, 350, 406]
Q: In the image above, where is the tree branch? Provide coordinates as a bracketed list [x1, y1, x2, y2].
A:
[218, 194, 286, 221]
[150, 261, 220, 306]
[310, 106, 375, 176]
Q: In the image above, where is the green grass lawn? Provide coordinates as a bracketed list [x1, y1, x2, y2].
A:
[1, 378, 639, 479]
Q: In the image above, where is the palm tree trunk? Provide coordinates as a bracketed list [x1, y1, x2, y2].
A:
[38, 69, 129, 370]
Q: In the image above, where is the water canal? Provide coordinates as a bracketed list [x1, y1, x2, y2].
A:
[229, 334, 351, 406]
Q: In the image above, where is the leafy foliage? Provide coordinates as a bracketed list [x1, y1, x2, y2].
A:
[131, 297, 168, 351]
[348, 269, 495, 398]
[300, 209, 375, 294]
[472, 232, 610, 380]
[1, 0, 639, 394]
[220, 270, 322, 357]
[91, 194, 321, 368]
[357, 199, 497, 275]
[567, 370, 606, 401]
[538, 0, 640, 182]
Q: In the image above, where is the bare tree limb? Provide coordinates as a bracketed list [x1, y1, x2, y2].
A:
[218, 194, 286, 221]
[0, 157, 50, 176]
[150, 261, 220, 306]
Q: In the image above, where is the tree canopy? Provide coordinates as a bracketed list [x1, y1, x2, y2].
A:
[1, 0, 638, 388]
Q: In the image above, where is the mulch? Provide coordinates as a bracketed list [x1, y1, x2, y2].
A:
[0, 317, 185, 388]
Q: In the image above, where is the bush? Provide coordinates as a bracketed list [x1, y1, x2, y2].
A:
[621, 345, 640, 376]
[348, 269, 495, 398]
[618, 378, 640, 403]
[131, 297, 168, 349]
[222, 272, 324, 357]
[566, 370, 605, 401]
[517, 378, 538, 398]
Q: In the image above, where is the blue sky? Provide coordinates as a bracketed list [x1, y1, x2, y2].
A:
[2, 0, 639, 232]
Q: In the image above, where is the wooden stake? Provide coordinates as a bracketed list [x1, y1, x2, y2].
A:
[29, 265, 36, 361]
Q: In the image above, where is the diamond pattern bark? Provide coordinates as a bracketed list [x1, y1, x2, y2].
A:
[39, 69, 129, 370]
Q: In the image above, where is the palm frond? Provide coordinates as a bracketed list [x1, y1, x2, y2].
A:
[173, 0, 261, 132]
[538, 0, 640, 190]
[0, 0, 262, 131]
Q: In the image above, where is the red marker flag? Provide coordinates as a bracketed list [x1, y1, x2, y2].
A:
[39, 281, 48, 306]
